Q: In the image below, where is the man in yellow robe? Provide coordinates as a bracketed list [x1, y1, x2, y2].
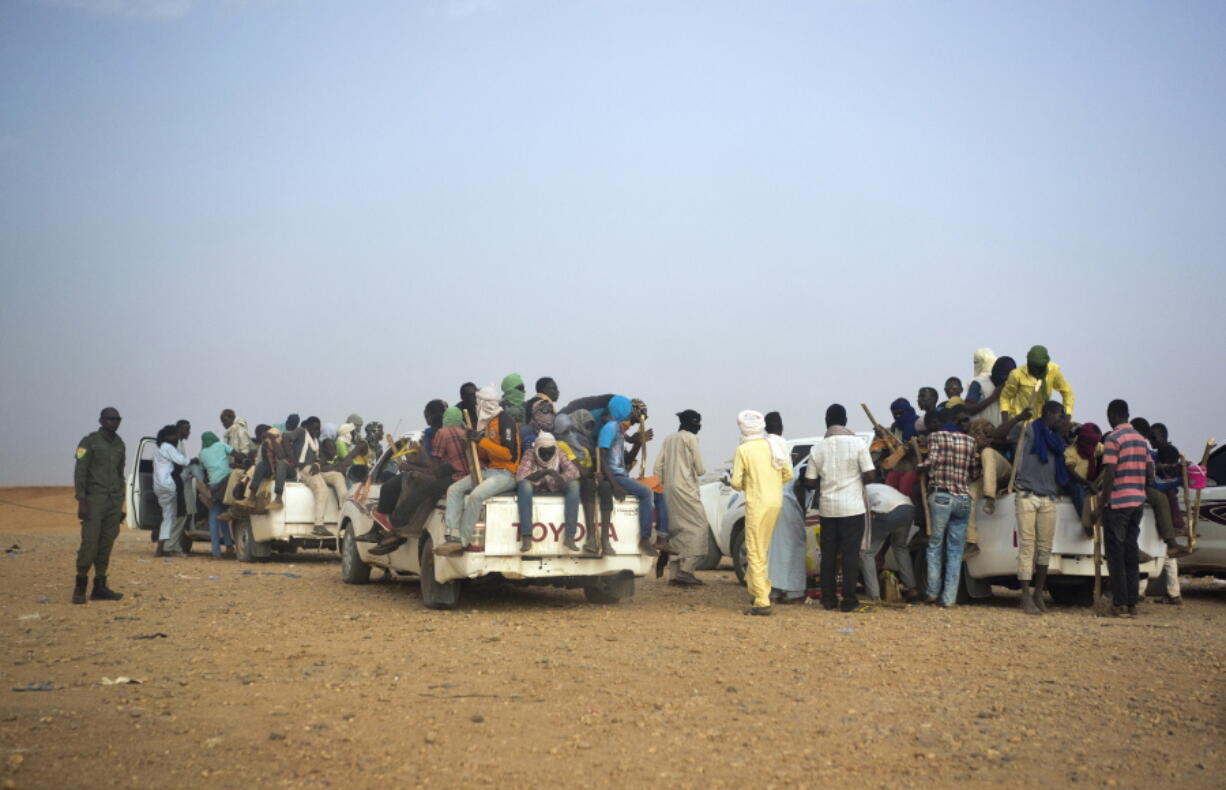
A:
[730, 410, 793, 616]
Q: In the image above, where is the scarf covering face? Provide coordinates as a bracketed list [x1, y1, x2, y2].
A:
[530, 398, 556, 433]
[534, 432, 561, 471]
[973, 348, 997, 378]
[501, 374, 525, 408]
[1027, 345, 1050, 368]
[890, 398, 919, 441]
[201, 432, 220, 449]
[476, 386, 502, 430]
[1030, 418, 1069, 485]
[990, 356, 1017, 387]
[442, 407, 464, 428]
[285, 414, 301, 431]
[338, 423, 354, 443]
[677, 409, 701, 434]
[1076, 422, 1103, 480]
[608, 396, 632, 423]
[737, 410, 766, 443]
[566, 409, 596, 450]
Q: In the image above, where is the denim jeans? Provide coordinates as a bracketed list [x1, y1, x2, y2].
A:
[208, 501, 233, 556]
[860, 504, 916, 599]
[611, 475, 655, 538]
[926, 491, 970, 606]
[516, 479, 581, 538]
[444, 469, 516, 544]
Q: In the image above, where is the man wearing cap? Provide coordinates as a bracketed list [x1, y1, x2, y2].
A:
[999, 345, 1075, 421]
[72, 407, 127, 604]
[655, 410, 708, 587]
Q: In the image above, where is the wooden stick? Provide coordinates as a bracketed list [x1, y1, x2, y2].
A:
[1006, 381, 1043, 494]
[911, 438, 931, 536]
[1189, 439, 1217, 552]
[636, 415, 648, 479]
[462, 412, 483, 486]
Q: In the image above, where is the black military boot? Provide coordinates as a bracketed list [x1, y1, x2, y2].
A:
[72, 575, 88, 605]
[90, 576, 124, 601]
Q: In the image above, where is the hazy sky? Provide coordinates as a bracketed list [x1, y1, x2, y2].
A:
[2, 0, 1224, 485]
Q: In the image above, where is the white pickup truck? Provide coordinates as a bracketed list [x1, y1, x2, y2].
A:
[126, 436, 341, 561]
[701, 434, 1168, 605]
[337, 448, 654, 609]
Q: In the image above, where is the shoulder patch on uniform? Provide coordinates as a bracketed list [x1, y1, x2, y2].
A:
[76, 447, 87, 460]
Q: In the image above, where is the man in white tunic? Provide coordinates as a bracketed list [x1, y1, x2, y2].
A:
[655, 410, 708, 587]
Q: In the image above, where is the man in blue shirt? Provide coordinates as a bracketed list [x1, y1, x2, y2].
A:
[598, 395, 657, 556]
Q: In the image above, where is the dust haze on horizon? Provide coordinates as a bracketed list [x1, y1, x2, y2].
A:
[1, 0, 1223, 487]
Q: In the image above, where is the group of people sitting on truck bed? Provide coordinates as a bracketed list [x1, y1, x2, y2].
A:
[740, 344, 1197, 619]
[143, 346, 1204, 619]
[356, 377, 711, 588]
[146, 410, 389, 558]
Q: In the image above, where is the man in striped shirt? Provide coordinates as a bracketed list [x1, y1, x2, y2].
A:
[1098, 399, 1154, 617]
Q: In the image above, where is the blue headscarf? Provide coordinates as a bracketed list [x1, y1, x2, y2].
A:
[1030, 419, 1070, 486]
[608, 395, 632, 423]
[890, 398, 919, 441]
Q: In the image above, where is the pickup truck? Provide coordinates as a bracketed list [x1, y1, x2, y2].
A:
[126, 436, 341, 561]
[700, 434, 1168, 605]
[337, 448, 654, 609]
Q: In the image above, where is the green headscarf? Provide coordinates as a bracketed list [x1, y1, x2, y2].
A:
[442, 406, 464, 428]
[501, 373, 525, 405]
[201, 431, 220, 449]
[1026, 345, 1050, 368]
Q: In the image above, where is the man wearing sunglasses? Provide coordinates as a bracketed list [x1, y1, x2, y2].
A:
[72, 407, 126, 604]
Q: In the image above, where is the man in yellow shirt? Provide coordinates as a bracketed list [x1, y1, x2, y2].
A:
[999, 345, 1075, 420]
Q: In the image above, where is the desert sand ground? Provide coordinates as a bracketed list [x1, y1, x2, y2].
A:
[1, 486, 1223, 789]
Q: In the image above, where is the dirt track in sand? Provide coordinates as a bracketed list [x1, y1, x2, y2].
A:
[1, 486, 1224, 789]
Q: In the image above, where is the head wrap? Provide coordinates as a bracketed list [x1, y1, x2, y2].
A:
[338, 423, 354, 443]
[501, 374, 525, 406]
[346, 413, 363, 430]
[533, 431, 560, 470]
[322, 423, 338, 441]
[265, 427, 282, 438]
[365, 422, 383, 444]
[476, 385, 502, 430]
[990, 356, 1017, 387]
[630, 398, 648, 421]
[220, 408, 236, 420]
[1027, 345, 1050, 368]
[890, 398, 919, 441]
[565, 409, 596, 450]
[201, 431, 219, 449]
[737, 410, 766, 443]
[530, 398, 556, 433]
[677, 409, 702, 433]
[285, 414, 301, 431]
[1076, 422, 1103, 480]
[608, 395, 632, 423]
[442, 407, 464, 428]
[973, 348, 997, 378]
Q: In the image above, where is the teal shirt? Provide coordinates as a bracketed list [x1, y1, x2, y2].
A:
[199, 441, 234, 485]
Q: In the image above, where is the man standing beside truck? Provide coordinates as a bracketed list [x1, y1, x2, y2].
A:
[72, 407, 126, 604]
[1098, 399, 1152, 618]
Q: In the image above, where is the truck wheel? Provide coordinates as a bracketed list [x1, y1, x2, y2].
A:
[583, 572, 636, 604]
[693, 527, 723, 571]
[730, 521, 747, 586]
[340, 525, 371, 585]
[419, 535, 460, 610]
[1048, 578, 1094, 607]
[234, 521, 258, 563]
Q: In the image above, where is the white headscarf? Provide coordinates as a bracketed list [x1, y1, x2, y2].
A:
[476, 385, 502, 431]
[322, 422, 338, 441]
[737, 410, 766, 444]
[338, 423, 354, 444]
[766, 434, 788, 470]
[973, 348, 997, 378]
[534, 431, 561, 471]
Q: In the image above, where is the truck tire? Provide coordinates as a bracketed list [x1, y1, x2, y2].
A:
[234, 521, 259, 563]
[693, 527, 723, 571]
[730, 521, 747, 586]
[1048, 578, 1094, 607]
[419, 535, 460, 610]
[340, 525, 371, 585]
[583, 572, 636, 604]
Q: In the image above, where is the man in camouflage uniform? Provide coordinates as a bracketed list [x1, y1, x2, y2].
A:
[73, 407, 126, 604]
